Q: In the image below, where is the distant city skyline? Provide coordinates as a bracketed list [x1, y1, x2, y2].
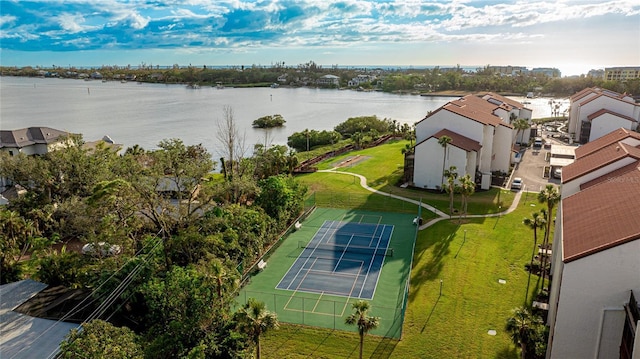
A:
[1, 1, 639, 77]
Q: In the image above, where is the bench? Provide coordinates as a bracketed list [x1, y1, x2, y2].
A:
[257, 259, 267, 270]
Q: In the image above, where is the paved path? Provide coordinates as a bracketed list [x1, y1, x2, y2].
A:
[319, 168, 524, 230]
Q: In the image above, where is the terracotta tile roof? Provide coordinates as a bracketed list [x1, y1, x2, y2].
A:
[563, 141, 640, 183]
[580, 161, 639, 190]
[483, 92, 530, 110]
[586, 108, 638, 123]
[444, 95, 513, 129]
[420, 128, 482, 152]
[574, 128, 640, 159]
[562, 162, 640, 262]
[0, 127, 71, 149]
[570, 87, 596, 102]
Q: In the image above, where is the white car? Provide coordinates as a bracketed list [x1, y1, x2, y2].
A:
[82, 242, 122, 257]
[553, 168, 562, 179]
[511, 177, 523, 190]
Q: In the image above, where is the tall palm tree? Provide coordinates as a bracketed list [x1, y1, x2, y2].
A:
[236, 298, 278, 359]
[458, 174, 476, 218]
[505, 306, 543, 359]
[438, 135, 452, 189]
[537, 185, 560, 289]
[443, 166, 458, 215]
[523, 212, 546, 303]
[513, 118, 530, 145]
[345, 300, 380, 359]
[207, 258, 237, 309]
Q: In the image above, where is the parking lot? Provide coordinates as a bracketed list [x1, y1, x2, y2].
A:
[510, 144, 561, 192]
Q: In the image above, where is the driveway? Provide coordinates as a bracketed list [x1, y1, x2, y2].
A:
[511, 146, 560, 192]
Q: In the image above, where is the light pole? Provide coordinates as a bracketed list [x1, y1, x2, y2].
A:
[305, 129, 310, 152]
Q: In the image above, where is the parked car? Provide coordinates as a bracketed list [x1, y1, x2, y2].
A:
[511, 177, 523, 190]
[533, 137, 543, 148]
[553, 167, 562, 179]
[82, 242, 122, 257]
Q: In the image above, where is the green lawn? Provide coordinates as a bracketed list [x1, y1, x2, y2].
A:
[297, 140, 515, 217]
[257, 140, 549, 358]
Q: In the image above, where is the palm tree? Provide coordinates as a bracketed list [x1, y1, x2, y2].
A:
[505, 306, 543, 359]
[513, 118, 530, 145]
[458, 174, 476, 218]
[345, 300, 380, 359]
[236, 298, 278, 359]
[523, 212, 546, 303]
[443, 166, 458, 215]
[537, 185, 560, 289]
[207, 258, 237, 309]
[351, 132, 364, 149]
[438, 135, 452, 189]
[400, 143, 413, 155]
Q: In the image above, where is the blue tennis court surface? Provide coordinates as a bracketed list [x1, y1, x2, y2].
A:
[276, 220, 394, 299]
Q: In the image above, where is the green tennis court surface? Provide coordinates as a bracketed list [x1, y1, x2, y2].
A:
[236, 208, 417, 338]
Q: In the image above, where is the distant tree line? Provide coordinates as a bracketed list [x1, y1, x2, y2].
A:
[2, 63, 638, 97]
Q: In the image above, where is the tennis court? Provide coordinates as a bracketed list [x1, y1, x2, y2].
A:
[276, 220, 393, 299]
[237, 207, 417, 338]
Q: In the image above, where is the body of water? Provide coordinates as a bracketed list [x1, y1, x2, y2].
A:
[0, 76, 567, 159]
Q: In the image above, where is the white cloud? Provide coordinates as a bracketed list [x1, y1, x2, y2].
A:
[57, 13, 87, 33]
[0, 14, 17, 27]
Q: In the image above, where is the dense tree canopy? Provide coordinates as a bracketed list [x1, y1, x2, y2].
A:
[58, 319, 144, 359]
[287, 129, 341, 152]
[0, 130, 308, 356]
[252, 114, 286, 128]
[333, 116, 392, 138]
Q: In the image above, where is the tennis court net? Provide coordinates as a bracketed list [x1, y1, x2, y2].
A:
[299, 241, 394, 257]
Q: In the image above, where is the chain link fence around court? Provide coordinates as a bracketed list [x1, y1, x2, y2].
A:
[236, 193, 420, 339]
[238, 276, 409, 339]
[306, 191, 420, 214]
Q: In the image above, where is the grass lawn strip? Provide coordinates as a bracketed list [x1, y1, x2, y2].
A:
[259, 140, 546, 358]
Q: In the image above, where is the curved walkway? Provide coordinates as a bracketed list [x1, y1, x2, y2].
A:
[318, 168, 523, 230]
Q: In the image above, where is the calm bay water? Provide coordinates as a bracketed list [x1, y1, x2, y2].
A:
[0, 76, 565, 159]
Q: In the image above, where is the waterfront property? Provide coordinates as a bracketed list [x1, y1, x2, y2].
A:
[410, 92, 531, 190]
[567, 87, 640, 144]
[546, 127, 640, 358]
[0, 126, 73, 156]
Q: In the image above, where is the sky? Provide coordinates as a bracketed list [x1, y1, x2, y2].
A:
[1, 0, 639, 77]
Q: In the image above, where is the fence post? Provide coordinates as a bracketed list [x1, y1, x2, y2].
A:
[333, 300, 336, 330]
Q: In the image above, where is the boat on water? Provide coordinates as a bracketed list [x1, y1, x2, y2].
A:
[215, 82, 224, 89]
[186, 83, 201, 89]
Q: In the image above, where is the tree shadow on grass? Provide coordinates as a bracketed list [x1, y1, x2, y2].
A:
[420, 293, 441, 333]
[370, 336, 399, 359]
[495, 345, 518, 359]
[408, 223, 457, 302]
[367, 167, 404, 188]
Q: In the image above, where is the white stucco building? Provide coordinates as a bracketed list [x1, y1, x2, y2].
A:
[412, 93, 530, 190]
[567, 87, 640, 144]
[546, 128, 640, 359]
